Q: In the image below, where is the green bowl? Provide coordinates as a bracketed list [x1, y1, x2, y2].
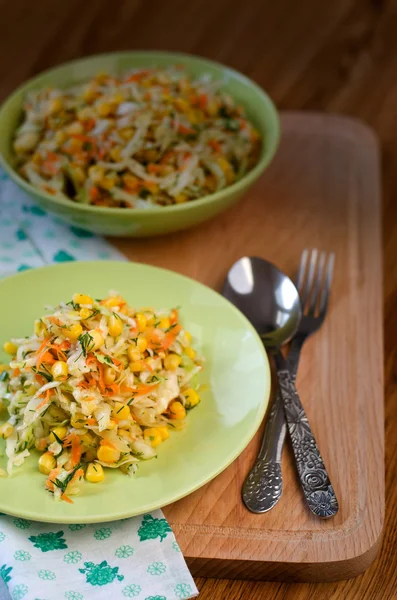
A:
[0, 261, 270, 522]
[0, 51, 279, 238]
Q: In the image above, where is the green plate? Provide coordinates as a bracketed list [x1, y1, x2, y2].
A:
[0, 261, 270, 523]
[0, 51, 279, 237]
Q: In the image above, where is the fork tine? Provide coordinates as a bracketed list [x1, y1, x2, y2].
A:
[319, 252, 335, 316]
[308, 251, 326, 314]
[300, 248, 318, 310]
[296, 249, 309, 292]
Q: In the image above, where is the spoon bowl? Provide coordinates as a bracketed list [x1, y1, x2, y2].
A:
[223, 256, 302, 348]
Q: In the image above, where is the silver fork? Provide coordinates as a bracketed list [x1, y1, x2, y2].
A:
[242, 249, 338, 517]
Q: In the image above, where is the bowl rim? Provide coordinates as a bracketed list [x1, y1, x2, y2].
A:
[0, 50, 280, 216]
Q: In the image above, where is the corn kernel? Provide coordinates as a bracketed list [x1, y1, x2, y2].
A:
[175, 194, 187, 203]
[159, 317, 170, 330]
[102, 295, 124, 308]
[0, 365, 8, 374]
[79, 308, 92, 320]
[64, 323, 83, 341]
[169, 401, 186, 420]
[38, 452, 56, 475]
[100, 175, 118, 190]
[164, 353, 181, 371]
[72, 165, 86, 184]
[3, 341, 17, 355]
[127, 346, 141, 362]
[88, 165, 105, 184]
[73, 293, 94, 306]
[157, 425, 169, 440]
[108, 314, 123, 337]
[71, 412, 86, 428]
[77, 106, 95, 120]
[123, 173, 139, 189]
[129, 361, 145, 372]
[82, 86, 97, 104]
[112, 93, 124, 104]
[51, 360, 68, 380]
[136, 313, 147, 332]
[96, 102, 114, 117]
[174, 98, 189, 113]
[97, 444, 120, 463]
[68, 137, 83, 152]
[24, 383, 37, 396]
[103, 366, 116, 385]
[54, 130, 67, 145]
[184, 331, 192, 343]
[110, 146, 122, 161]
[47, 97, 63, 115]
[66, 121, 84, 135]
[32, 152, 42, 164]
[185, 347, 196, 360]
[89, 329, 104, 350]
[49, 426, 68, 443]
[86, 462, 104, 482]
[184, 388, 200, 408]
[107, 419, 117, 430]
[137, 336, 147, 353]
[34, 319, 46, 336]
[0, 423, 14, 438]
[48, 405, 67, 421]
[80, 431, 96, 447]
[112, 402, 130, 421]
[119, 128, 134, 140]
[144, 427, 163, 448]
[206, 99, 218, 116]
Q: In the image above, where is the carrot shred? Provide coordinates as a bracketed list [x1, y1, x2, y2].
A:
[100, 439, 117, 449]
[104, 383, 119, 396]
[49, 316, 63, 327]
[35, 374, 46, 386]
[40, 351, 56, 365]
[36, 389, 51, 410]
[170, 309, 179, 325]
[45, 466, 62, 491]
[162, 325, 182, 350]
[97, 361, 105, 393]
[90, 186, 100, 201]
[13, 367, 20, 377]
[134, 382, 159, 396]
[61, 493, 74, 504]
[209, 139, 222, 153]
[71, 434, 82, 467]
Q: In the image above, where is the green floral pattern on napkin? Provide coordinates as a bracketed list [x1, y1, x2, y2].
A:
[0, 514, 196, 600]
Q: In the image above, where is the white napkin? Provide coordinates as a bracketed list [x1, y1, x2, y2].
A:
[0, 170, 198, 600]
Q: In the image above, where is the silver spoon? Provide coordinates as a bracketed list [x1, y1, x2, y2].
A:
[223, 257, 339, 518]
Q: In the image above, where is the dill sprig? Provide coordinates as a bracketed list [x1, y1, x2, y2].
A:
[78, 332, 94, 357]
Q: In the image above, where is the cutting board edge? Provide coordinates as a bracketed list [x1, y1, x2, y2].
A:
[185, 530, 383, 581]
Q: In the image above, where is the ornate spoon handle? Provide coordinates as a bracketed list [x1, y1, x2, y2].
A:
[275, 352, 339, 518]
[242, 388, 286, 513]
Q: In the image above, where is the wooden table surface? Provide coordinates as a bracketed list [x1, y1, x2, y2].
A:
[1, 1, 396, 598]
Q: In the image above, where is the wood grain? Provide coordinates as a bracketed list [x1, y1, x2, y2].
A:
[0, 1, 396, 598]
[114, 113, 384, 581]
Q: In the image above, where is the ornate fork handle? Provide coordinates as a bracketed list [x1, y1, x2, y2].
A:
[276, 360, 339, 518]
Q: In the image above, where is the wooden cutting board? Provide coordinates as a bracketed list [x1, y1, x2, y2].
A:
[113, 112, 384, 582]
